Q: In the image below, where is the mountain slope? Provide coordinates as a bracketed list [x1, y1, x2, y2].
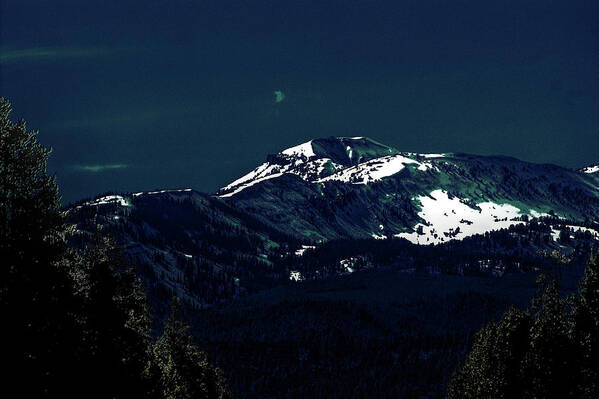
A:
[67, 137, 599, 307]
[218, 137, 399, 197]
[217, 137, 599, 242]
[64, 139, 599, 399]
[67, 189, 301, 310]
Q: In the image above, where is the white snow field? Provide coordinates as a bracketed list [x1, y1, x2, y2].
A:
[395, 190, 546, 245]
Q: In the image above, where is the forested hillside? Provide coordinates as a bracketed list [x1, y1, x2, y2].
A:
[0, 98, 229, 398]
[5, 96, 599, 398]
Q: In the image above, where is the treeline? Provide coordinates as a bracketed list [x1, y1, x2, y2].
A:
[291, 220, 597, 280]
[67, 190, 300, 313]
[68, 186, 599, 312]
[448, 253, 599, 398]
[435, 155, 599, 220]
[191, 283, 512, 398]
[0, 98, 229, 398]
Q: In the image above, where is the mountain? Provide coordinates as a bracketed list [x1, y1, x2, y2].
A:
[217, 137, 599, 243]
[66, 137, 599, 310]
[217, 137, 401, 197]
[67, 189, 300, 310]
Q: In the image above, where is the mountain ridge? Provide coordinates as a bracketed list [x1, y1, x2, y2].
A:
[217, 136, 443, 197]
[65, 137, 599, 308]
[72, 137, 599, 246]
[213, 137, 599, 243]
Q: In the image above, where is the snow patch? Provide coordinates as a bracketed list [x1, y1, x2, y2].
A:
[295, 245, 316, 256]
[422, 153, 445, 158]
[133, 188, 192, 197]
[220, 173, 283, 198]
[221, 162, 273, 192]
[289, 270, 304, 281]
[317, 154, 431, 185]
[339, 258, 357, 273]
[86, 195, 131, 207]
[551, 228, 561, 242]
[529, 209, 549, 218]
[552, 225, 599, 241]
[281, 140, 316, 158]
[396, 190, 547, 245]
[581, 165, 599, 174]
[219, 157, 344, 197]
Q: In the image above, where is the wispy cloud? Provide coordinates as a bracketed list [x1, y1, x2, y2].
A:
[73, 164, 128, 173]
[0, 46, 112, 64]
[54, 105, 204, 131]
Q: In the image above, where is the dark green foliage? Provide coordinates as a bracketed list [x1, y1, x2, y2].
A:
[572, 253, 599, 398]
[0, 97, 81, 395]
[152, 298, 230, 399]
[191, 271, 523, 398]
[72, 233, 157, 397]
[525, 278, 576, 398]
[1, 98, 229, 397]
[448, 254, 599, 398]
[447, 307, 530, 398]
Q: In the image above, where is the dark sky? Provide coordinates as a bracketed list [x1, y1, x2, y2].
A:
[1, 0, 598, 203]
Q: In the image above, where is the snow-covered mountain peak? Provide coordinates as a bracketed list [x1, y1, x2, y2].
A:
[220, 138, 538, 198]
[310, 136, 400, 166]
[217, 137, 425, 197]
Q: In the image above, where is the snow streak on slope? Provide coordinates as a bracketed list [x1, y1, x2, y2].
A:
[220, 162, 273, 191]
[72, 189, 196, 211]
[317, 154, 434, 185]
[219, 157, 345, 197]
[281, 140, 316, 158]
[396, 190, 545, 245]
[422, 153, 446, 158]
[219, 173, 284, 198]
[551, 225, 599, 242]
[133, 188, 193, 196]
[82, 195, 131, 207]
[580, 165, 599, 174]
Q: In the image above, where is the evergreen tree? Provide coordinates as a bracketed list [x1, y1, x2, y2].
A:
[523, 277, 575, 398]
[447, 307, 530, 398]
[72, 232, 157, 397]
[0, 97, 230, 397]
[152, 297, 230, 399]
[0, 97, 82, 396]
[448, 255, 599, 399]
[572, 253, 599, 398]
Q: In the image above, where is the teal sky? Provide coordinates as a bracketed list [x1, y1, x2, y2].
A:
[1, 0, 598, 203]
